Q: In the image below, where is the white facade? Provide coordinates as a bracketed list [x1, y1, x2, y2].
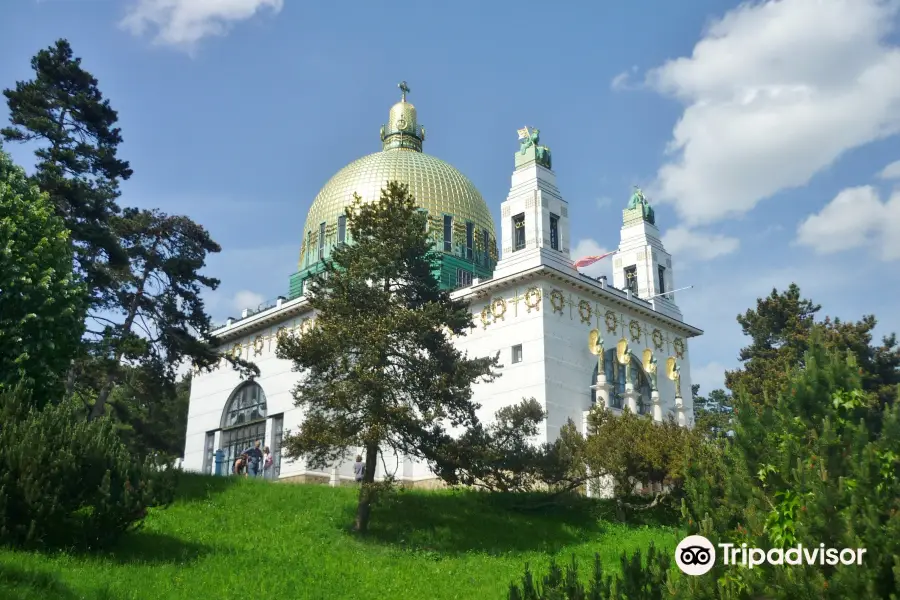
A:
[182, 134, 703, 488]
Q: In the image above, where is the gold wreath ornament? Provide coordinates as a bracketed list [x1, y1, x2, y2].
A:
[524, 287, 542, 311]
[480, 306, 491, 329]
[673, 338, 685, 359]
[652, 329, 664, 351]
[604, 310, 618, 333]
[550, 289, 565, 313]
[253, 335, 264, 356]
[232, 343, 243, 358]
[629, 320, 642, 341]
[578, 300, 592, 324]
[491, 297, 507, 319]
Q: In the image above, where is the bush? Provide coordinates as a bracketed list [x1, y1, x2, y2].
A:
[507, 544, 675, 600]
[0, 387, 175, 550]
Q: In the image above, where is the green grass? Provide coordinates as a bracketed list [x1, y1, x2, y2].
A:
[0, 474, 682, 600]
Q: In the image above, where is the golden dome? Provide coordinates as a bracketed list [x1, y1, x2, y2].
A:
[297, 82, 496, 271]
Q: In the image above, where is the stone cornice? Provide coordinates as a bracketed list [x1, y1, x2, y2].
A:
[456, 264, 703, 337]
[209, 264, 702, 345]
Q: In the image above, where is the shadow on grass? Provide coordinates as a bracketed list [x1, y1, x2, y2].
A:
[172, 472, 239, 503]
[0, 565, 80, 600]
[73, 530, 215, 566]
[347, 489, 633, 556]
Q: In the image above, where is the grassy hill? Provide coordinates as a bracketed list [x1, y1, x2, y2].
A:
[0, 473, 681, 600]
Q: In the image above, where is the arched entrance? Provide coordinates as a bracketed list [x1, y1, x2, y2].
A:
[591, 349, 651, 414]
[220, 381, 268, 472]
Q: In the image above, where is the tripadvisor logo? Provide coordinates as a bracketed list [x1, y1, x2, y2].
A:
[675, 535, 867, 576]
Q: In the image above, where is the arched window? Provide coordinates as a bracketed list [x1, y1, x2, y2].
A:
[591, 349, 651, 414]
[220, 382, 268, 472]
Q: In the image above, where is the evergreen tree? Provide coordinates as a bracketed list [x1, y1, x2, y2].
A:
[108, 365, 192, 459]
[276, 182, 500, 533]
[692, 385, 734, 441]
[2, 40, 248, 414]
[726, 284, 900, 411]
[87, 207, 252, 420]
[0, 149, 85, 406]
[680, 329, 900, 598]
[2, 38, 131, 305]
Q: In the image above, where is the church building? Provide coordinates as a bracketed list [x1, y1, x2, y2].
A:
[182, 83, 703, 488]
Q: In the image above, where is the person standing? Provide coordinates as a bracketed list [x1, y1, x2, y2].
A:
[243, 441, 264, 477]
[354, 455, 364, 484]
[263, 446, 274, 480]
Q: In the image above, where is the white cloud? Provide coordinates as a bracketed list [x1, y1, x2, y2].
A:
[878, 159, 900, 180]
[232, 289, 265, 312]
[121, 0, 283, 48]
[610, 66, 639, 91]
[796, 185, 900, 260]
[662, 226, 740, 261]
[595, 196, 612, 209]
[571, 238, 614, 279]
[691, 361, 728, 395]
[645, 0, 900, 226]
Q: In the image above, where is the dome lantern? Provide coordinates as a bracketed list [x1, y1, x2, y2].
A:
[380, 81, 426, 152]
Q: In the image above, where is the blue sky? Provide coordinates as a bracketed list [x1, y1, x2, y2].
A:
[3, 0, 900, 394]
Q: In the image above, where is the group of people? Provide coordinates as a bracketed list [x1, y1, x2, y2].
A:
[232, 440, 275, 478]
[232, 445, 366, 484]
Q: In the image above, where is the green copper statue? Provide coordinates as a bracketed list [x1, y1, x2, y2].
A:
[673, 363, 682, 398]
[627, 187, 655, 225]
[648, 354, 658, 392]
[518, 126, 552, 169]
[596, 336, 605, 375]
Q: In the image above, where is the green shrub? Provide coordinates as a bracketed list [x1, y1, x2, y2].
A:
[507, 543, 675, 600]
[0, 387, 175, 550]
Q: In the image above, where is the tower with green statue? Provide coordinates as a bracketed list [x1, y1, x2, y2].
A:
[624, 186, 655, 225]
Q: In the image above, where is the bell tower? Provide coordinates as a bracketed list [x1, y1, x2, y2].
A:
[492, 127, 575, 279]
[612, 188, 682, 320]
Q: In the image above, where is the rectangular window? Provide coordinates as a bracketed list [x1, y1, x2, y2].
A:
[512, 344, 523, 364]
[221, 421, 266, 474]
[271, 415, 284, 478]
[456, 268, 473, 288]
[203, 431, 216, 475]
[549, 213, 559, 251]
[465, 221, 474, 260]
[318, 222, 326, 260]
[657, 265, 666, 295]
[337, 215, 346, 244]
[513, 213, 525, 251]
[443, 215, 452, 252]
[624, 265, 638, 296]
[482, 230, 490, 265]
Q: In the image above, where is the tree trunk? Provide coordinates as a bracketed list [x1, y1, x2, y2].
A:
[354, 442, 379, 533]
[64, 359, 77, 400]
[89, 240, 159, 421]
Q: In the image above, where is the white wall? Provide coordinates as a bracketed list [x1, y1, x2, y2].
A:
[184, 273, 696, 481]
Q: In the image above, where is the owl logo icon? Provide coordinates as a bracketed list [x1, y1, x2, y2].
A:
[675, 535, 716, 576]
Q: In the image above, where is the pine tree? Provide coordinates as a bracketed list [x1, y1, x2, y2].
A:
[2, 38, 131, 304]
[276, 182, 500, 533]
[681, 328, 900, 598]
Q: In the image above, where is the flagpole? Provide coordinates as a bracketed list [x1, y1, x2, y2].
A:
[644, 285, 693, 300]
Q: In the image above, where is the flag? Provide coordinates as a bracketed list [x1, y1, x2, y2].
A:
[517, 126, 530, 140]
[573, 251, 614, 268]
